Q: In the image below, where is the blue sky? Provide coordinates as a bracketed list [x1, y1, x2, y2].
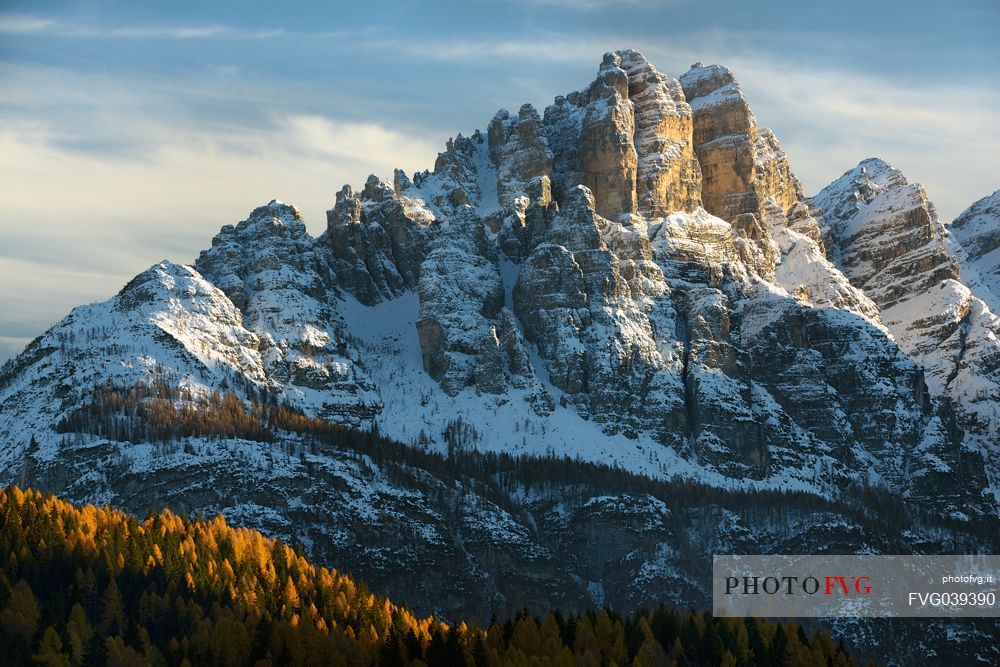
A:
[1, 0, 998, 361]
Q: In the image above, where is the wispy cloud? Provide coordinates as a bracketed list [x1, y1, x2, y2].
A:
[101, 25, 230, 39]
[0, 63, 445, 357]
[0, 107, 440, 248]
[0, 14, 54, 33]
[493, 0, 685, 11]
[374, 36, 599, 64]
[280, 115, 441, 166]
[0, 14, 283, 39]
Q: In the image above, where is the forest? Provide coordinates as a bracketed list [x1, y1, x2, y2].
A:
[51, 380, 998, 553]
[0, 486, 870, 666]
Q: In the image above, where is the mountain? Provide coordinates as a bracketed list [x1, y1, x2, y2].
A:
[812, 163, 1000, 491]
[1, 49, 999, 663]
[950, 190, 1000, 314]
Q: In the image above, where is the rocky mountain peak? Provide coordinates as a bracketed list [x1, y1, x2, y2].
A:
[618, 49, 701, 217]
[812, 161, 1000, 475]
[949, 189, 1000, 316]
[679, 62, 801, 225]
[679, 63, 741, 111]
[810, 158, 906, 233]
[474, 49, 700, 220]
[856, 156, 894, 176]
[362, 174, 395, 203]
[248, 199, 303, 222]
[592, 50, 630, 98]
[115, 260, 220, 314]
[812, 157, 954, 298]
[487, 102, 553, 208]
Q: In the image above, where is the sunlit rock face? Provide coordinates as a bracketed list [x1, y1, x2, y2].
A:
[488, 50, 701, 220]
[619, 50, 702, 217]
[679, 62, 801, 225]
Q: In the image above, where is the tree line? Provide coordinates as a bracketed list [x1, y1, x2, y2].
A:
[0, 486, 869, 666]
[52, 381, 998, 556]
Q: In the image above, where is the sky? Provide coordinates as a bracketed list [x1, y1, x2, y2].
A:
[1, 0, 998, 362]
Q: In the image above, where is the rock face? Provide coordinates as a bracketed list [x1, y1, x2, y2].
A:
[1, 48, 999, 664]
[576, 52, 639, 219]
[194, 200, 381, 423]
[619, 50, 702, 217]
[675, 62, 881, 325]
[812, 159, 1000, 482]
[812, 159, 958, 308]
[487, 49, 701, 220]
[488, 105, 554, 208]
[321, 179, 435, 305]
[417, 208, 505, 396]
[679, 63, 801, 225]
[950, 189, 1000, 315]
[511, 185, 687, 438]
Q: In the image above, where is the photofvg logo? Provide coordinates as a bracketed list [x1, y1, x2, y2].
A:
[713, 555, 1000, 618]
[724, 574, 872, 597]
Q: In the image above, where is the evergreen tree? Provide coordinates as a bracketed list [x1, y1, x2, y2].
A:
[771, 624, 789, 666]
[81, 632, 108, 667]
[32, 625, 70, 667]
[471, 634, 489, 667]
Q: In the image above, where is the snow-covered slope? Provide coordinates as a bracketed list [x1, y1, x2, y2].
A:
[194, 200, 382, 424]
[0, 260, 269, 472]
[949, 189, 1000, 315]
[811, 160, 1000, 484]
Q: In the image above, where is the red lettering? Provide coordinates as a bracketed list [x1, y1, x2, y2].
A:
[824, 576, 848, 595]
[823, 575, 873, 595]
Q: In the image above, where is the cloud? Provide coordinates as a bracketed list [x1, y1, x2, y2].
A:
[0, 63, 445, 360]
[0, 109, 440, 258]
[0, 15, 54, 33]
[492, 0, 684, 11]
[0, 14, 283, 39]
[375, 36, 599, 64]
[102, 25, 230, 39]
[280, 115, 440, 167]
